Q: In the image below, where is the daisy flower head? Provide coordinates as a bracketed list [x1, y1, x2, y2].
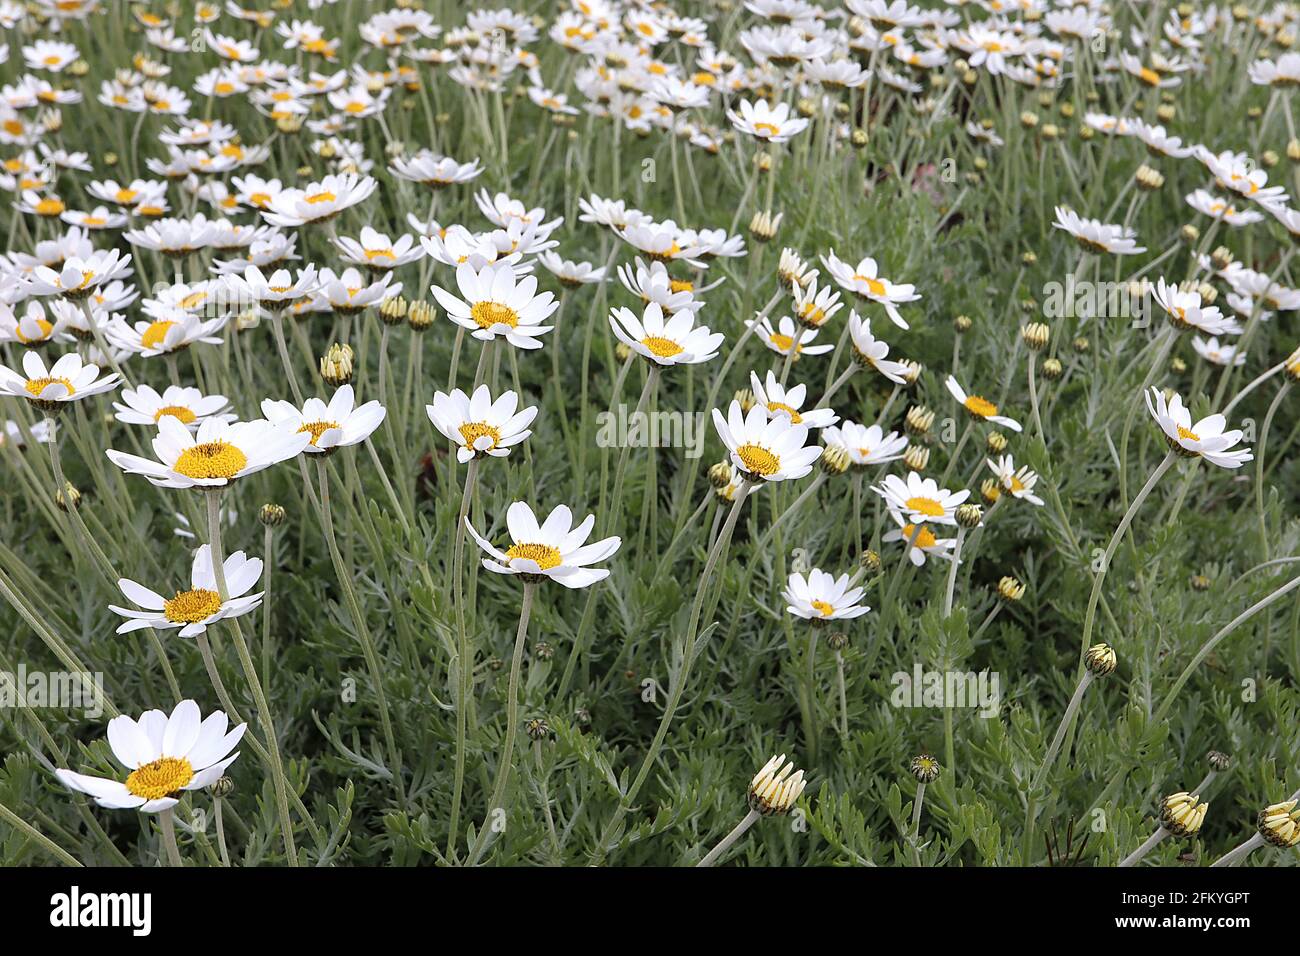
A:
[106, 415, 311, 488]
[792, 277, 843, 330]
[260, 385, 385, 455]
[711, 399, 823, 483]
[55, 700, 245, 812]
[27, 248, 133, 300]
[388, 150, 483, 188]
[0, 350, 119, 412]
[820, 250, 920, 329]
[261, 172, 377, 227]
[538, 252, 607, 287]
[821, 419, 909, 468]
[848, 311, 910, 383]
[1152, 277, 1241, 335]
[748, 314, 833, 359]
[883, 513, 957, 566]
[316, 267, 400, 314]
[873, 471, 970, 525]
[431, 261, 558, 350]
[749, 369, 837, 428]
[1191, 335, 1246, 367]
[986, 454, 1044, 505]
[609, 301, 723, 367]
[113, 384, 234, 430]
[1145, 387, 1253, 468]
[426, 384, 538, 464]
[945, 375, 1022, 431]
[110, 545, 263, 638]
[727, 99, 810, 143]
[1052, 206, 1147, 256]
[333, 226, 422, 271]
[106, 307, 227, 357]
[784, 568, 870, 622]
[465, 502, 620, 588]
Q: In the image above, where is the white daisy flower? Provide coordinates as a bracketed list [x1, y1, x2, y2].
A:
[1145, 387, 1253, 468]
[260, 172, 377, 227]
[783, 568, 870, 621]
[1052, 206, 1146, 255]
[109, 545, 263, 638]
[945, 375, 1023, 431]
[822, 420, 909, 467]
[1191, 335, 1246, 367]
[609, 301, 724, 366]
[113, 384, 234, 430]
[821, 250, 920, 329]
[538, 252, 607, 287]
[848, 311, 911, 383]
[986, 454, 1044, 506]
[25, 248, 133, 299]
[726, 99, 810, 143]
[465, 502, 620, 589]
[1152, 278, 1242, 335]
[105, 307, 227, 357]
[426, 384, 538, 464]
[883, 513, 957, 566]
[55, 700, 245, 812]
[873, 471, 970, 525]
[748, 315, 834, 358]
[106, 416, 311, 488]
[749, 369, 837, 428]
[711, 400, 823, 483]
[334, 226, 422, 271]
[260, 384, 386, 453]
[0, 350, 119, 409]
[431, 261, 558, 350]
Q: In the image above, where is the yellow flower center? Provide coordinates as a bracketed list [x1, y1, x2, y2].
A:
[1176, 425, 1200, 442]
[163, 588, 222, 624]
[505, 542, 562, 570]
[811, 599, 835, 617]
[641, 335, 683, 358]
[901, 523, 938, 548]
[298, 420, 340, 445]
[124, 756, 194, 800]
[766, 402, 802, 423]
[16, 318, 53, 343]
[470, 301, 519, 329]
[141, 319, 176, 349]
[855, 275, 886, 296]
[669, 279, 694, 294]
[458, 421, 501, 451]
[964, 395, 999, 418]
[753, 121, 781, 137]
[173, 441, 248, 480]
[769, 333, 800, 353]
[363, 247, 394, 261]
[905, 495, 945, 517]
[305, 191, 336, 204]
[25, 376, 75, 398]
[35, 197, 65, 216]
[154, 405, 197, 424]
[736, 443, 780, 476]
[1008, 474, 1026, 492]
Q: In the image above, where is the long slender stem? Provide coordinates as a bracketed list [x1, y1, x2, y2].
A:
[158, 807, 183, 867]
[446, 457, 480, 858]
[696, 808, 761, 867]
[1118, 826, 1168, 867]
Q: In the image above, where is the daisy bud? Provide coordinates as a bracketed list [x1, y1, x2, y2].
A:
[954, 58, 969, 72]
[1059, 102, 1075, 118]
[796, 98, 816, 119]
[901, 360, 923, 387]
[1156, 104, 1176, 123]
[210, 776, 235, 798]
[1041, 357, 1063, 380]
[1073, 336, 1090, 354]
[1160, 792, 1208, 837]
[276, 115, 303, 134]
[708, 461, 734, 489]
[1020, 111, 1038, 128]
[1079, 126, 1095, 141]
[320, 343, 354, 387]
[1040, 123, 1059, 141]
[1135, 165, 1165, 191]
[962, 70, 977, 86]
[614, 343, 632, 363]
[749, 209, 782, 243]
[103, 152, 119, 166]
[903, 445, 929, 472]
[754, 151, 773, 173]
[379, 295, 408, 325]
[1037, 93, 1054, 109]
[1020, 297, 1039, 314]
[1207, 750, 1232, 772]
[1084, 642, 1118, 677]
[954, 314, 972, 333]
[955, 503, 982, 529]
[1246, 105, 1262, 120]
[910, 753, 941, 784]
[1021, 322, 1050, 351]
[997, 576, 1025, 602]
[1179, 224, 1199, 245]
[820, 444, 851, 476]
[1170, 356, 1187, 375]
[904, 404, 934, 437]
[980, 478, 1002, 505]
[526, 717, 552, 742]
[1257, 800, 1300, 848]
[1086, 90, 1101, 103]
[851, 128, 869, 149]
[573, 707, 591, 728]
[1262, 149, 1279, 168]
[1190, 573, 1211, 591]
[54, 481, 80, 512]
[408, 301, 435, 331]
[860, 549, 882, 574]
[734, 388, 756, 413]
[1231, 4, 1249, 20]
[1283, 345, 1300, 383]
[973, 156, 988, 171]
[1021, 250, 1037, 266]
[964, 171, 982, 186]
[827, 631, 849, 652]
[1288, 139, 1300, 162]
[259, 504, 286, 527]
[70, 60, 89, 76]
[986, 431, 1008, 454]
[1211, 246, 1234, 271]
[1197, 282, 1217, 305]
[748, 754, 806, 816]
